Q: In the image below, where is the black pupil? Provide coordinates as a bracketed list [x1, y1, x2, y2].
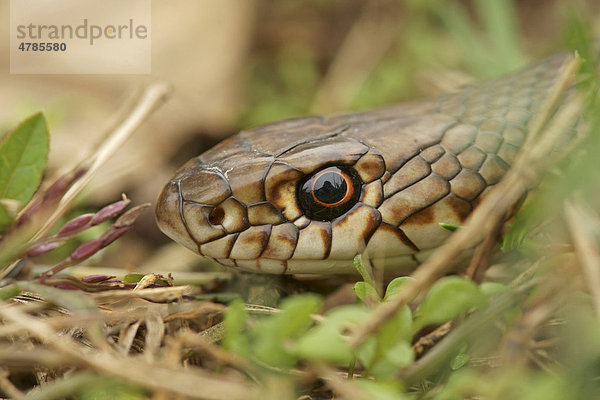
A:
[297, 166, 362, 221]
[314, 172, 346, 205]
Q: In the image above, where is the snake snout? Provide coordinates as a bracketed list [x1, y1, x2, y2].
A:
[156, 160, 234, 253]
[155, 179, 198, 252]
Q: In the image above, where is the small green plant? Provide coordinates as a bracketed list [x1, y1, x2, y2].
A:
[217, 255, 496, 397]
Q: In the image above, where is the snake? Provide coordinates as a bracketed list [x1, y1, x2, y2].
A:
[155, 52, 572, 275]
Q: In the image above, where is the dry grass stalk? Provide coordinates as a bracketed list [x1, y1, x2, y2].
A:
[0, 304, 261, 400]
[32, 82, 171, 242]
[91, 285, 197, 304]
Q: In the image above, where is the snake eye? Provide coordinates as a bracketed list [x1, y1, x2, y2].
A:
[297, 166, 362, 221]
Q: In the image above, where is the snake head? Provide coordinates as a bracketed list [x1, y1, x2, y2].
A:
[157, 109, 478, 274]
[157, 54, 565, 274]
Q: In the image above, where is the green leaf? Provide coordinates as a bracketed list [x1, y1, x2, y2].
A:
[252, 294, 321, 367]
[356, 337, 377, 368]
[383, 277, 415, 301]
[0, 113, 49, 229]
[368, 341, 414, 378]
[354, 281, 381, 303]
[413, 276, 487, 332]
[122, 273, 169, 286]
[439, 222, 460, 232]
[123, 273, 145, 283]
[358, 304, 413, 378]
[352, 379, 409, 400]
[295, 305, 369, 364]
[222, 299, 249, 357]
[0, 284, 21, 300]
[377, 304, 413, 348]
[480, 282, 509, 298]
[450, 352, 471, 370]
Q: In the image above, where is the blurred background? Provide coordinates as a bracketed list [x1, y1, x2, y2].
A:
[1, 0, 598, 273]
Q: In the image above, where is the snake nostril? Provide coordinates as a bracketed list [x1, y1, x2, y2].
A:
[208, 206, 225, 226]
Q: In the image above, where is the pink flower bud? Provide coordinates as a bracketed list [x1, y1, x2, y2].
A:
[91, 198, 131, 226]
[57, 213, 94, 236]
[71, 237, 104, 261]
[114, 203, 151, 228]
[27, 241, 64, 257]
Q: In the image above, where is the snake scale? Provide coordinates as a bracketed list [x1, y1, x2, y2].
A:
[156, 52, 572, 275]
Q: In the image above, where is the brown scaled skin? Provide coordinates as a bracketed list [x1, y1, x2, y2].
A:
[156, 53, 572, 274]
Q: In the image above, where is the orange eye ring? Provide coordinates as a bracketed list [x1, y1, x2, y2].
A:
[310, 168, 354, 208]
[297, 166, 362, 221]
